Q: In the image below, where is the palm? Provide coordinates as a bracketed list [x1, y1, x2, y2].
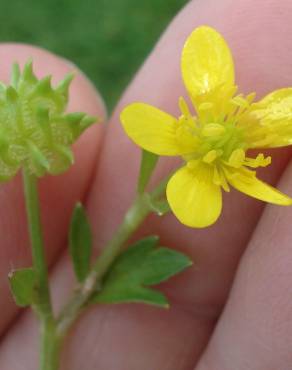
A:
[1, 0, 292, 369]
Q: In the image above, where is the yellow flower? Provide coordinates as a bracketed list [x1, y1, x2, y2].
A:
[120, 26, 292, 228]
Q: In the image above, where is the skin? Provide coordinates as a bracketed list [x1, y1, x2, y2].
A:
[1, 0, 292, 368]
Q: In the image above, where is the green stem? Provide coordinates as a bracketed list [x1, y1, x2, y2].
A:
[23, 169, 52, 314]
[40, 319, 62, 370]
[91, 193, 151, 275]
[57, 192, 155, 336]
[23, 169, 60, 370]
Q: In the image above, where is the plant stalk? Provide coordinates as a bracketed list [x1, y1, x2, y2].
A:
[57, 192, 154, 336]
[23, 169, 60, 370]
[22, 171, 168, 368]
[39, 318, 62, 370]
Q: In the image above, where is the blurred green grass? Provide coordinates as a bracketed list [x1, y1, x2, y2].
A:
[0, 0, 187, 110]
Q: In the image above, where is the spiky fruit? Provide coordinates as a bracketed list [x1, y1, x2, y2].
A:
[0, 60, 97, 180]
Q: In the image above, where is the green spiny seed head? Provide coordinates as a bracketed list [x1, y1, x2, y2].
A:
[0, 60, 97, 180]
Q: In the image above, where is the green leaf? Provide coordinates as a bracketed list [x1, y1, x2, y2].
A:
[93, 236, 192, 307]
[8, 268, 37, 307]
[69, 203, 92, 282]
[137, 149, 159, 194]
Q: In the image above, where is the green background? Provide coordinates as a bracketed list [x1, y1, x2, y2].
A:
[1, 0, 187, 110]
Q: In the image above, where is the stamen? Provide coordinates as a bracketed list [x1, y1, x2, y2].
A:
[232, 95, 249, 108]
[213, 165, 230, 191]
[220, 170, 230, 192]
[225, 92, 255, 125]
[228, 148, 245, 168]
[201, 123, 225, 137]
[198, 102, 213, 112]
[203, 149, 218, 164]
[244, 153, 271, 168]
[213, 165, 221, 185]
[179, 96, 191, 118]
[196, 101, 213, 123]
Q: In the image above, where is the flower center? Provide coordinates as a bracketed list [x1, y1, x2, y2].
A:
[178, 115, 246, 167]
[177, 94, 261, 168]
[200, 121, 244, 161]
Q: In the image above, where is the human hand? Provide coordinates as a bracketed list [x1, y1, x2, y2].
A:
[1, 0, 292, 369]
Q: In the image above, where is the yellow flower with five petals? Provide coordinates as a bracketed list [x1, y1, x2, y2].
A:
[121, 26, 292, 228]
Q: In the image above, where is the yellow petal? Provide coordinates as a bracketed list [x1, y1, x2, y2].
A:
[241, 88, 292, 148]
[223, 165, 292, 205]
[166, 163, 222, 228]
[120, 102, 181, 156]
[181, 26, 235, 108]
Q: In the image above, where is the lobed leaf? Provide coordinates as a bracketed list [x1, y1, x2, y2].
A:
[93, 236, 192, 308]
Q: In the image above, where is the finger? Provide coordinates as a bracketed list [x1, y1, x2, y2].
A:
[88, 0, 292, 320]
[81, 0, 292, 366]
[196, 160, 292, 370]
[0, 44, 106, 334]
[2, 0, 292, 369]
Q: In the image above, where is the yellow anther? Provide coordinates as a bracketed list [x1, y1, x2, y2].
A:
[198, 102, 213, 111]
[201, 123, 226, 137]
[231, 95, 249, 108]
[228, 148, 245, 168]
[203, 150, 218, 164]
[244, 153, 271, 168]
[256, 153, 271, 167]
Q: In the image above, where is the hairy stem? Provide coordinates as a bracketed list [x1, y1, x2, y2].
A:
[23, 169, 60, 370]
[23, 170, 52, 314]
